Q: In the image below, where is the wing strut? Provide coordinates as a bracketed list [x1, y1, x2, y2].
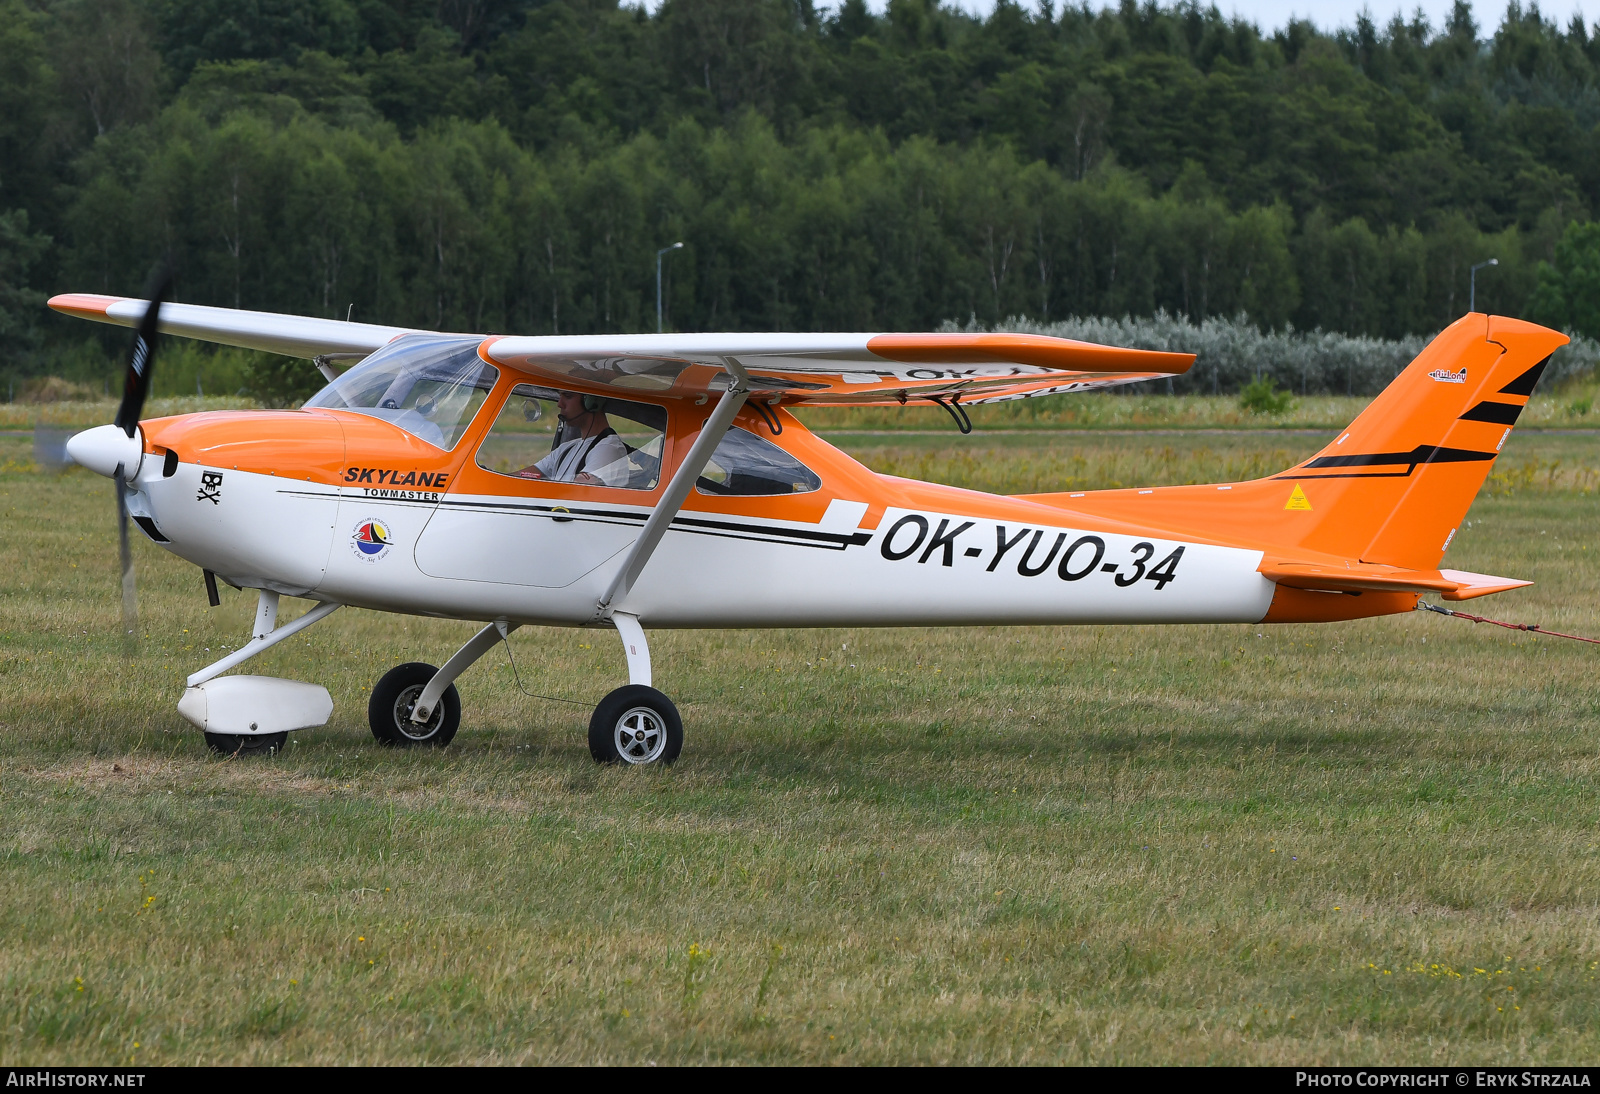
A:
[594, 359, 751, 620]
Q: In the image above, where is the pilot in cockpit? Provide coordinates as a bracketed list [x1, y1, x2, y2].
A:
[517, 390, 631, 486]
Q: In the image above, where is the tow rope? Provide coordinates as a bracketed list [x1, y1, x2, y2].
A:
[1416, 601, 1600, 645]
[499, 633, 593, 706]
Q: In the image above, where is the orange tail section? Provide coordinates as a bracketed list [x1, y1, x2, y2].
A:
[1022, 313, 1567, 619]
[1261, 313, 1565, 568]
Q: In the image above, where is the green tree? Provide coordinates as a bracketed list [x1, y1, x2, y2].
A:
[1530, 220, 1600, 339]
[0, 208, 50, 368]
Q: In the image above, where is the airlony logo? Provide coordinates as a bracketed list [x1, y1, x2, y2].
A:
[350, 518, 393, 563]
[1428, 367, 1467, 383]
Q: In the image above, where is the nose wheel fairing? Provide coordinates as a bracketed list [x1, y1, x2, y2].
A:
[177, 675, 333, 736]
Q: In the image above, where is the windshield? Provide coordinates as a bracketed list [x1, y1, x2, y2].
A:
[303, 335, 498, 450]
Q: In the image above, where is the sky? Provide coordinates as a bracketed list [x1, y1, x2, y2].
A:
[860, 0, 1598, 35]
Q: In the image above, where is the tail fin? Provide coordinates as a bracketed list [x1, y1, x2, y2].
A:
[1275, 313, 1565, 569]
[1020, 313, 1567, 576]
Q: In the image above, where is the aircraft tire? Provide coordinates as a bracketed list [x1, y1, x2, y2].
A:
[589, 685, 682, 766]
[204, 731, 288, 756]
[369, 662, 460, 748]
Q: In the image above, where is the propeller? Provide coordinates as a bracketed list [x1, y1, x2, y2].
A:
[110, 268, 173, 645]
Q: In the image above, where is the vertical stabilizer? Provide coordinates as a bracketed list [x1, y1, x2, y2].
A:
[1278, 314, 1565, 569]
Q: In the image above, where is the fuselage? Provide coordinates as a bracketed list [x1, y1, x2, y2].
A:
[127, 389, 1290, 632]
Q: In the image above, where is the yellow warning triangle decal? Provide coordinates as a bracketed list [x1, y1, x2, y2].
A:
[1284, 483, 1312, 511]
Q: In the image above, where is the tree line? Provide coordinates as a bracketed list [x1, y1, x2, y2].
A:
[7, 0, 1600, 385]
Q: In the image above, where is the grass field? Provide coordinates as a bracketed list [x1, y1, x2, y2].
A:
[2, 409, 1599, 1065]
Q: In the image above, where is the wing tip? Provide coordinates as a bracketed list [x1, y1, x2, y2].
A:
[48, 293, 128, 321]
[865, 332, 1196, 374]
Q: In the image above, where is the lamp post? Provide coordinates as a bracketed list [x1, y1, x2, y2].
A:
[1470, 258, 1498, 313]
[656, 241, 683, 334]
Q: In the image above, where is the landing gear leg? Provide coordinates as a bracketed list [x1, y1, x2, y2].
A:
[367, 619, 520, 748]
[589, 613, 682, 766]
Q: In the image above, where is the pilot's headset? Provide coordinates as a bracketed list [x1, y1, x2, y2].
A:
[550, 392, 606, 447]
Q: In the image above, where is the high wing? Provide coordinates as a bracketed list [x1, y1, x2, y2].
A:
[49, 293, 427, 358]
[48, 294, 1194, 405]
[482, 332, 1193, 406]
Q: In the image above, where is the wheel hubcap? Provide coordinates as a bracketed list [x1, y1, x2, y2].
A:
[613, 706, 666, 764]
[393, 684, 442, 741]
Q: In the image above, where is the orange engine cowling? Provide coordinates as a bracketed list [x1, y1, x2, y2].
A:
[137, 410, 349, 594]
[141, 409, 349, 485]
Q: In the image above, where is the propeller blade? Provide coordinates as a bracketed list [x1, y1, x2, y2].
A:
[113, 268, 173, 439]
[109, 263, 166, 647]
[114, 466, 137, 646]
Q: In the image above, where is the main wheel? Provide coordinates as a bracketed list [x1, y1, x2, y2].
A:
[205, 731, 288, 756]
[368, 662, 460, 748]
[589, 685, 682, 766]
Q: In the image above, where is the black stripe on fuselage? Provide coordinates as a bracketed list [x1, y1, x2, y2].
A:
[435, 496, 873, 551]
[277, 487, 872, 550]
[672, 514, 873, 549]
[1274, 444, 1497, 480]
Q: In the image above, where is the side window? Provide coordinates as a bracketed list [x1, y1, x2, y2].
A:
[696, 427, 822, 496]
[475, 385, 666, 491]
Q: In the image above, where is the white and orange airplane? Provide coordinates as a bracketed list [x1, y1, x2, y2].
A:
[52, 289, 1560, 763]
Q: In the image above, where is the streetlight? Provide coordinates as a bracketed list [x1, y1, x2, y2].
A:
[656, 242, 683, 334]
[1470, 258, 1498, 313]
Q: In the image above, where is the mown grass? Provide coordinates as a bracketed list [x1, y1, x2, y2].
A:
[1, 426, 1599, 1064]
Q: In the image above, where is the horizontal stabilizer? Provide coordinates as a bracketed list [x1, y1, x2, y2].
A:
[1436, 568, 1536, 601]
[1260, 559, 1531, 601]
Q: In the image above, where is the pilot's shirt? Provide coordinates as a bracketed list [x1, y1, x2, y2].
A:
[534, 429, 629, 486]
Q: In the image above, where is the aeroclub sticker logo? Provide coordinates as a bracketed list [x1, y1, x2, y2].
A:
[350, 518, 394, 562]
[1428, 366, 1467, 383]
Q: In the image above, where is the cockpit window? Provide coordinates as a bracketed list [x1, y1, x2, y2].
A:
[475, 384, 666, 490]
[696, 427, 821, 496]
[303, 335, 498, 450]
